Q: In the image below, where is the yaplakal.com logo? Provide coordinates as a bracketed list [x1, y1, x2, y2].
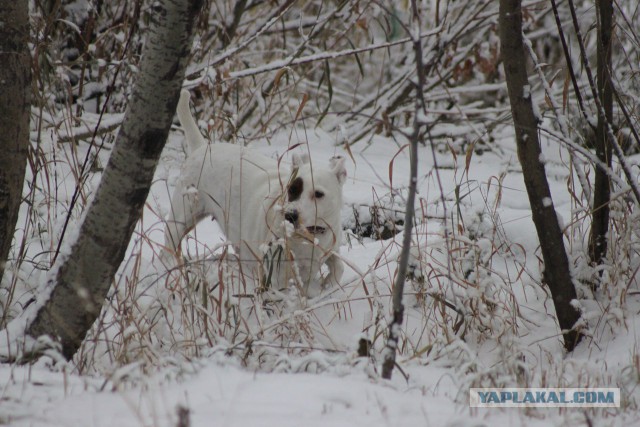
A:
[469, 388, 620, 408]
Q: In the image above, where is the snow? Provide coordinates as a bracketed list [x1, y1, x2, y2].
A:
[2, 120, 639, 426]
[1, 361, 459, 427]
[3, 2, 640, 421]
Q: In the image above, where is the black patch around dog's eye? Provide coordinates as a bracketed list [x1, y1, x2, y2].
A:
[314, 190, 325, 199]
[288, 177, 303, 201]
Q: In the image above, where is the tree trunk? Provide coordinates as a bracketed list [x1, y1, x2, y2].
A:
[27, 0, 205, 360]
[499, 0, 583, 351]
[588, 0, 613, 268]
[0, 1, 31, 286]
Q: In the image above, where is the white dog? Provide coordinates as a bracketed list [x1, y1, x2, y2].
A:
[163, 90, 345, 295]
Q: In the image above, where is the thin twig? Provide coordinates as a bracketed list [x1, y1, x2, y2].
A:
[566, 0, 640, 205]
[381, 0, 425, 380]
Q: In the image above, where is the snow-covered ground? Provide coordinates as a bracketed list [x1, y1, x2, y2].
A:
[2, 119, 639, 426]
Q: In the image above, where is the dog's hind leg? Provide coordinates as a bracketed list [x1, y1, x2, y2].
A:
[164, 185, 206, 256]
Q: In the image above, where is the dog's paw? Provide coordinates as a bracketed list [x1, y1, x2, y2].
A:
[322, 254, 344, 289]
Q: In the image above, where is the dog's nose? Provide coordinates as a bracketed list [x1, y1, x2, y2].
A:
[285, 210, 299, 225]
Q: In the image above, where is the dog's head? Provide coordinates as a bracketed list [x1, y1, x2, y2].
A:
[283, 154, 347, 243]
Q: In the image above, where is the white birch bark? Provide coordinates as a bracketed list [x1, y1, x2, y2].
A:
[25, 0, 204, 360]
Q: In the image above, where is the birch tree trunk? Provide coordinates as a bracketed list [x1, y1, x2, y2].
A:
[27, 0, 204, 360]
[0, 1, 31, 286]
[499, 0, 583, 351]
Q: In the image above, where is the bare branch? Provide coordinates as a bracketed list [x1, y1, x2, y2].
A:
[381, 0, 425, 380]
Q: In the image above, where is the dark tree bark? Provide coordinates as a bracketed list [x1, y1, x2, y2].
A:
[0, 1, 31, 286]
[588, 0, 613, 268]
[26, 0, 205, 360]
[499, 0, 583, 351]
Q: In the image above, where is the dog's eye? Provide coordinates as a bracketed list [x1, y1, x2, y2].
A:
[288, 177, 303, 201]
[314, 190, 325, 199]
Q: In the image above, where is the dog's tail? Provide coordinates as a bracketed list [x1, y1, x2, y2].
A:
[177, 89, 207, 152]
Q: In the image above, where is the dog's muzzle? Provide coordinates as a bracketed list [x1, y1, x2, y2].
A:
[285, 210, 326, 235]
[306, 226, 327, 235]
[285, 210, 299, 226]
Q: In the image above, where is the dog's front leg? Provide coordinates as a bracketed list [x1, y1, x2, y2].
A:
[322, 253, 344, 289]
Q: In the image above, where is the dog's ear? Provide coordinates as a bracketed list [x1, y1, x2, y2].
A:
[292, 152, 310, 168]
[330, 156, 347, 184]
